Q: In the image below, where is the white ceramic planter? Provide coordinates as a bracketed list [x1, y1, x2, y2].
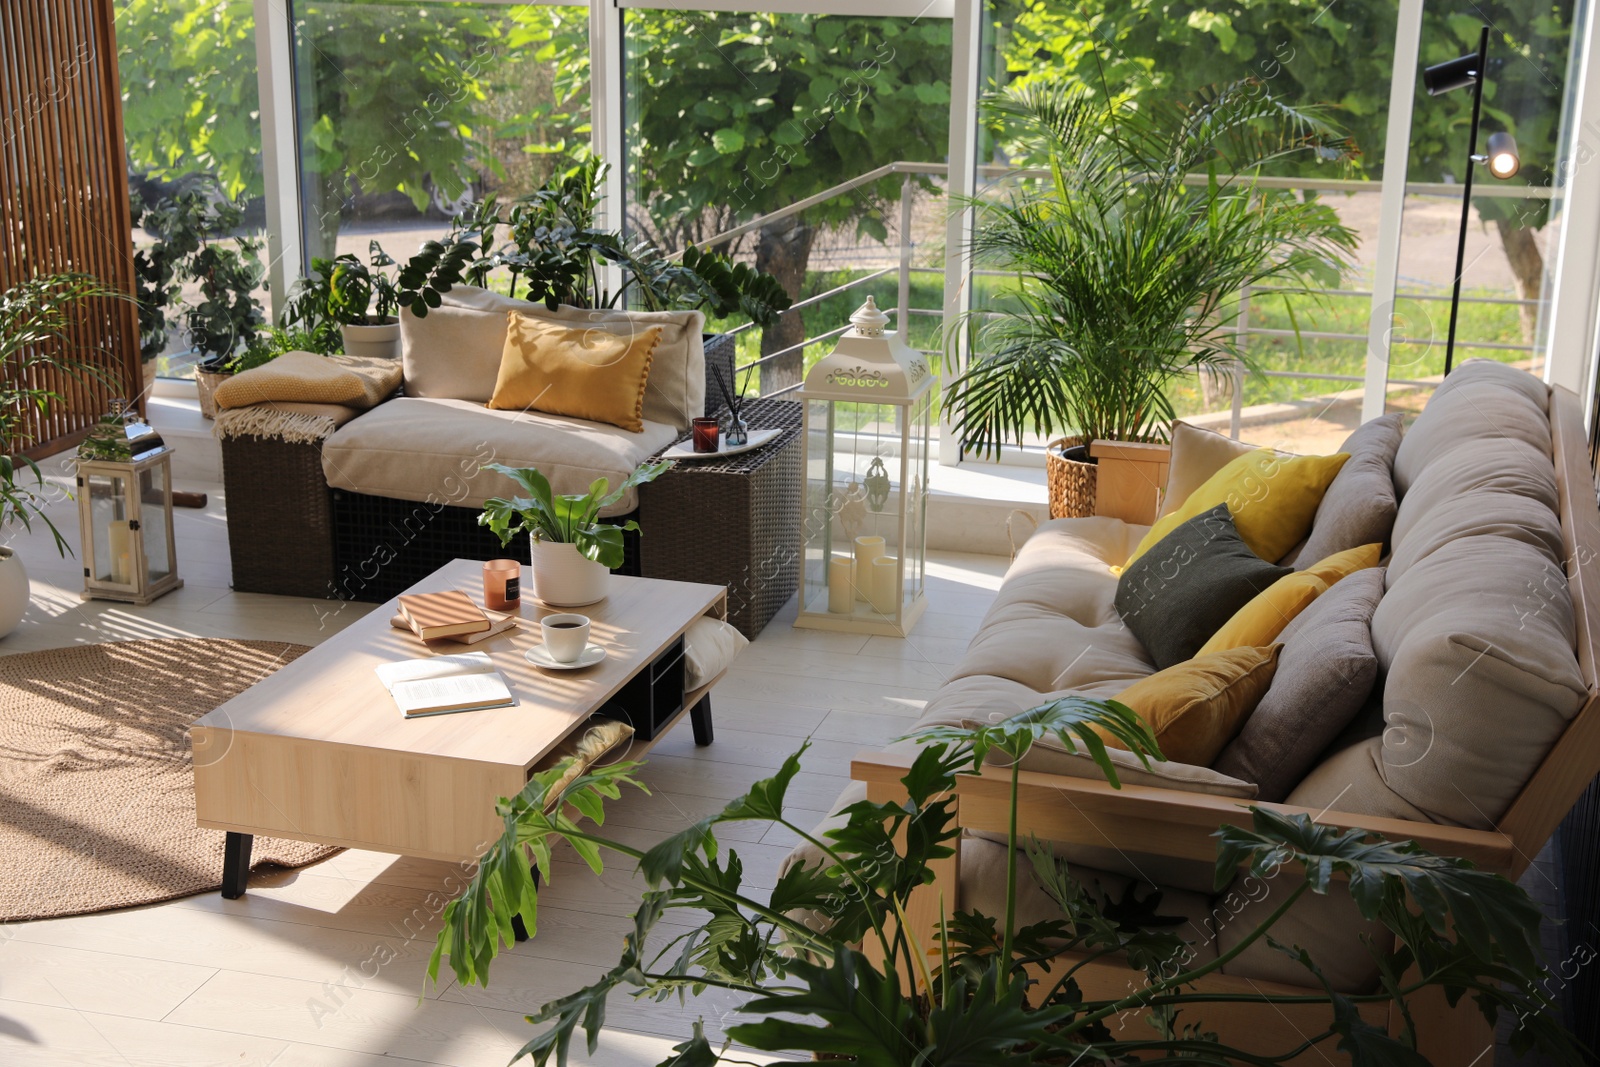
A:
[340, 319, 401, 361]
[0, 547, 29, 639]
[531, 539, 609, 607]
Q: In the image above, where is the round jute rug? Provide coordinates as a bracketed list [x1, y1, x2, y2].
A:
[0, 638, 339, 922]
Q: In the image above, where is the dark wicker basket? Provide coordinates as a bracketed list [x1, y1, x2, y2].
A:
[221, 434, 338, 598]
[638, 397, 803, 639]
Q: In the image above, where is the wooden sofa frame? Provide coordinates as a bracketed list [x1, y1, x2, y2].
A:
[852, 390, 1600, 1063]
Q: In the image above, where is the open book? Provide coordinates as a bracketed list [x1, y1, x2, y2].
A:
[375, 652, 515, 719]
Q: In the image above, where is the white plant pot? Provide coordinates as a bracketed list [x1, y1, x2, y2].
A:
[0, 547, 29, 639]
[340, 320, 401, 361]
[530, 539, 609, 607]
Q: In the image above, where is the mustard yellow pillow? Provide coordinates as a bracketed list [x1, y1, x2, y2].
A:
[1101, 645, 1281, 766]
[488, 312, 660, 432]
[1196, 543, 1381, 656]
[1128, 449, 1350, 567]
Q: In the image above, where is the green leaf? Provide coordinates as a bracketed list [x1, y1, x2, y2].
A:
[710, 128, 745, 153]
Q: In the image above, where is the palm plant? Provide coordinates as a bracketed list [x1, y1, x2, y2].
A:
[1, 273, 122, 556]
[945, 79, 1361, 457]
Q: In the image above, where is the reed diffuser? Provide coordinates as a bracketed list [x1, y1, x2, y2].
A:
[711, 364, 750, 447]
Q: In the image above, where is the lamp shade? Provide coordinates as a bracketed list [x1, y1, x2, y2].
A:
[1486, 131, 1521, 179]
[1423, 52, 1479, 95]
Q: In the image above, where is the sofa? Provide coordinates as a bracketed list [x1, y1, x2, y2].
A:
[217, 286, 737, 602]
[809, 359, 1600, 1061]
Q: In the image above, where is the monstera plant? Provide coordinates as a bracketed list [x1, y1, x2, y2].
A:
[427, 698, 1581, 1066]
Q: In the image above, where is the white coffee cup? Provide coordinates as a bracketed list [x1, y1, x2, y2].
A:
[541, 613, 591, 663]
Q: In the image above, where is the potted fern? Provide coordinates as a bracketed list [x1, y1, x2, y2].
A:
[946, 79, 1360, 516]
[478, 460, 672, 607]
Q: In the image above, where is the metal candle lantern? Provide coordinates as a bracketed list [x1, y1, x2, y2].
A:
[76, 403, 182, 605]
[795, 297, 933, 637]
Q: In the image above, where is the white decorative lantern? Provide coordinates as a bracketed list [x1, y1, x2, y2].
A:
[76, 410, 182, 605]
[795, 297, 933, 636]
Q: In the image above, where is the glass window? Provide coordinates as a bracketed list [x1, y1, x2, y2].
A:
[118, 0, 269, 378]
[624, 11, 952, 395]
[970, 0, 1397, 455]
[292, 1, 590, 267]
[1388, 0, 1577, 420]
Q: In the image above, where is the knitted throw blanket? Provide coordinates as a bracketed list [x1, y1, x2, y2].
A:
[213, 351, 402, 410]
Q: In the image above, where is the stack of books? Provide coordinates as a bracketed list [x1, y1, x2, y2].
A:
[394, 590, 519, 645]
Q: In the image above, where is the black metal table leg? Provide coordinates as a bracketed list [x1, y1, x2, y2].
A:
[690, 693, 713, 746]
[222, 832, 253, 899]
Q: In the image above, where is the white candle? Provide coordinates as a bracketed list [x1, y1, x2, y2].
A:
[853, 536, 885, 602]
[827, 556, 853, 614]
[108, 521, 131, 584]
[870, 556, 899, 614]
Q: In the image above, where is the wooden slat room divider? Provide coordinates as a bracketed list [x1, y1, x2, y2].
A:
[1, 0, 140, 460]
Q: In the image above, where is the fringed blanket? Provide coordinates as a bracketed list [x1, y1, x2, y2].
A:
[211, 352, 403, 445]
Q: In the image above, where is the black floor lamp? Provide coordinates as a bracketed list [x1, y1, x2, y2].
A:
[1423, 25, 1522, 375]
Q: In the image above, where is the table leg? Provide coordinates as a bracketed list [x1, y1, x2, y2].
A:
[222, 832, 253, 899]
[691, 694, 713, 746]
[511, 863, 542, 942]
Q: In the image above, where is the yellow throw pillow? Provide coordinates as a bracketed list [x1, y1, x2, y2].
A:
[1196, 543, 1381, 656]
[1101, 645, 1281, 766]
[1128, 449, 1350, 567]
[488, 312, 660, 432]
[1159, 420, 1287, 520]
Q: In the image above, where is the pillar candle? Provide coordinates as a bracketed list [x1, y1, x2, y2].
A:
[870, 556, 899, 614]
[827, 555, 853, 613]
[108, 520, 132, 584]
[853, 536, 885, 602]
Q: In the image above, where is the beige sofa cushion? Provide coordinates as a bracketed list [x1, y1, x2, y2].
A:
[399, 286, 707, 430]
[321, 397, 678, 514]
[1387, 438, 1561, 585]
[1392, 359, 1550, 495]
[401, 286, 544, 402]
[1368, 537, 1586, 827]
[1158, 419, 1261, 519]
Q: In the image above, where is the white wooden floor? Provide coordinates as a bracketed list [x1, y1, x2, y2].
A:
[0, 477, 1007, 1066]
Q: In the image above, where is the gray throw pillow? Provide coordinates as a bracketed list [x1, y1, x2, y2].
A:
[1212, 567, 1383, 801]
[1114, 504, 1293, 670]
[1296, 414, 1404, 566]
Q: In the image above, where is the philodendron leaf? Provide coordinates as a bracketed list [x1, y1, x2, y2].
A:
[639, 817, 717, 887]
[652, 1021, 718, 1067]
[719, 742, 808, 822]
[1214, 808, 1545, 977]
[914, 696, 1160, 787]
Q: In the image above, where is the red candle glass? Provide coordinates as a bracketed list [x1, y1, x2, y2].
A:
[483, 559, 521, 612]
[691, 416, 720, 454]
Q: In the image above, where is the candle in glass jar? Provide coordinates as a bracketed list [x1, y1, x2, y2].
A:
[483, 559, 521, 612]
[108, 520, 132, 584]
[827, 555, 853, 613]
[853, 536, 885, 602]
[691, 416, 720, 454]
[870, 556, 898, 614]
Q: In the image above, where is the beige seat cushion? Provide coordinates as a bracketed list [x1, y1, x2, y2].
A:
[321, 397, 678, 514]
[400, 286, 706, 430]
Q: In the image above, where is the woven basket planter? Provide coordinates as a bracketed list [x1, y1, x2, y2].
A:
[194, 367, 230, 420]
[1046, 435, 1096, 518]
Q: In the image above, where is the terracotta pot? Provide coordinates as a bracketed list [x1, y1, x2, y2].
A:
[530, 539, 608, 607]
[340, 319, 401, 361]
[0, 546, 29, 638]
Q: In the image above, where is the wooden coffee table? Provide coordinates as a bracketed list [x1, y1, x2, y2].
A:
[191, 560, 727, 898]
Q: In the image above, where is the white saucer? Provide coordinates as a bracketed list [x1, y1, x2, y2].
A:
[525, 644, 607, 670]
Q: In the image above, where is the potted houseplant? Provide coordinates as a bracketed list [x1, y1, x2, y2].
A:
[283, 243, 403, 360]
[945, 80, 1360, 517]
[1, 273, 121, 637]
[427, 701, 1581, 1064]
[176, 197, 266, 418]
[392, 160, 792, 349]
[478, 460, 673, 607]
